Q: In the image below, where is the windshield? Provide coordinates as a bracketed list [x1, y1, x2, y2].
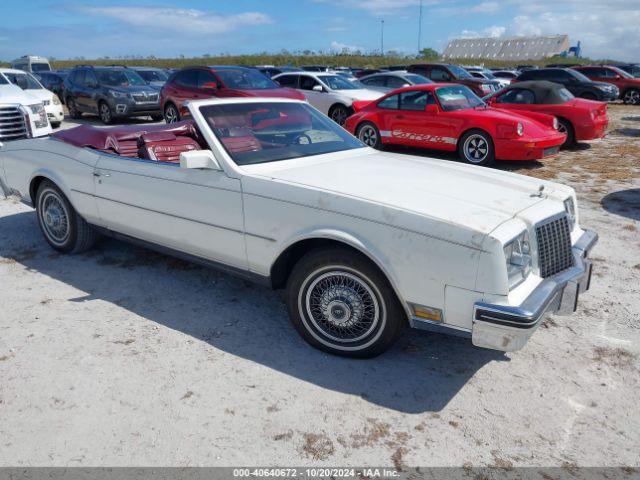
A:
[200, 102, 364, 166]
[568, 69, 592, 83]
[216, 69, 279, 90]
[4, 72, 43, 90]
[137, 69, 169, 82]
[480, 69, 497, 80]
[96, 69, 147, 87]
[436, 85, 484, 111]
[318, 75, 361, 90]
[448, 64, 473, 79]
[31, 63, 51, 72]
[405, 74, 432, 84]
[0, 75, 7, 85]
[610, 67, 634, 79]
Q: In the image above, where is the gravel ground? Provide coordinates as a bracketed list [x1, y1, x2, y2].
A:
[0, 106, 638, 468]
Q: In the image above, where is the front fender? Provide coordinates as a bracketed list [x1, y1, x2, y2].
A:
[274, 227, 411, 318]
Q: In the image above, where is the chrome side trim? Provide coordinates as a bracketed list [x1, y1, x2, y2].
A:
[410, 317, 472, 339]
[91, 225, 271, 287]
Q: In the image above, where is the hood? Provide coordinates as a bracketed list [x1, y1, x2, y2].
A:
[0, 83, 43, 105]
[235, 87, 306, 101]
[338, 89, 385, 101]
[19, 87, 53, 102]
[109, 85, 158, 95]
[243, 149, 560, 241]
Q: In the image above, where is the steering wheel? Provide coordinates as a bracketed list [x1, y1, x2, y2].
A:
[293, 133, 312, 145]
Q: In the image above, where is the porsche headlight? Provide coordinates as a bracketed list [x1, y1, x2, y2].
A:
[504, 230, 532, 289]
[564, 197, 576, 231]
[553, 117, 559, 130]
[516, 122, 524, 136]
[53, 95, 61, 105]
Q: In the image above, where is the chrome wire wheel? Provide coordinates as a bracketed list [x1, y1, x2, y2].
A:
[330, 105, 349, 126]
[38, 190, 70, 247]
[463, 134, 489, 163]
[165, 105, 179, 124]
[358, 124, 378, 147]
[300, 268, 383, 347]
[624, 89, 640, 105]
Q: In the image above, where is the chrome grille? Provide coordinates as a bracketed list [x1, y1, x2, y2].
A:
[536, 215, 574, 278]
[132, 93, 159, 103]
[0, 106, 28, 141]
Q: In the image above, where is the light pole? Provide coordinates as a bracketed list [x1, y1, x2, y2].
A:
[380, 20, 385, 56]
[418, 0, 423, 54]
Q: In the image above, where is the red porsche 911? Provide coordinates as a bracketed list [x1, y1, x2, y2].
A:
[484, 80, 608, 148]
[345, 84, 566, 166]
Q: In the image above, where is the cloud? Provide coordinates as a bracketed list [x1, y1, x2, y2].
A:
[508, 4, 640, 60]
[471, 2, 500, 13]
[314, 0, 440, 15]
[79, 6, 272, 34]
[330, 41, 365, 53]
[447, 0, 639, 61]
[458, 25, 506, 39]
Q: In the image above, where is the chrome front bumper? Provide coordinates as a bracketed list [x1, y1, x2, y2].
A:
[472, 230, 598, 352]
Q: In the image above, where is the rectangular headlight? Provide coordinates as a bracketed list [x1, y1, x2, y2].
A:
[564, 197, 576, 231]
[504, 230, 532, 289]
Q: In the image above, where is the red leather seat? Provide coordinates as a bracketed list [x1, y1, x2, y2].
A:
[137, 132, 201, 163]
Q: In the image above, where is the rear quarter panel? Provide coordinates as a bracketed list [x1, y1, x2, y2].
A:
[1, 138, 101, 223]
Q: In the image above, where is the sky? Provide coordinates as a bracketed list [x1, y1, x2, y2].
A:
[1, 0, 638, 61]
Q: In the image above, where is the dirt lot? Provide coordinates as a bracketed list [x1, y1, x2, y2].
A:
[0, 105, 638, 468]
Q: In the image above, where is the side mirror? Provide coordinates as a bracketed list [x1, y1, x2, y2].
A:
[312, 84, 324, 92]
[425, 104, 439, 114]
[180, 150, 221, 170]
[202, 81, 220, 90]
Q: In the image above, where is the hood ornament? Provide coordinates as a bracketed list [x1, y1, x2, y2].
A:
[531, 185, 545, 198]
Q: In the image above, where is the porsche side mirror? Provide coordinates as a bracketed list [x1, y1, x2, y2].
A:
[425, 104, 439, 114]
[202, 81, 220, 90]
[180, 150, 221, 170]
[312, 85, 324, 92]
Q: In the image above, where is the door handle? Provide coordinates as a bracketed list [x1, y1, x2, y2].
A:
[395, 115, 406, 119]
[93, 171, 111, 178]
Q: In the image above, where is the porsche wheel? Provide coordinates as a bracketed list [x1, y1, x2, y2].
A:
[459, 130, 495, 166]
[557, 118, 575, 148]
[36, 180, 98, 254]
[286, 248, 405, 358]
[164, 103, 180, 124]
[356, 122, 382, 149]
[623, 89, 640, 105]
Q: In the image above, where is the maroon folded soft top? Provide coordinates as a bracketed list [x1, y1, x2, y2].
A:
[52, 120, 202, 153]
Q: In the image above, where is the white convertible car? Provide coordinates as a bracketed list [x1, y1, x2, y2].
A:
[0, 98, 597, 357]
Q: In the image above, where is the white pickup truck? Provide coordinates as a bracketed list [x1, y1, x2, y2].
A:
[0, 80, 51, 142]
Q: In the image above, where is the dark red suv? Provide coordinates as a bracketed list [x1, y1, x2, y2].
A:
[160, 66, 306, 123]
[572, 66, 640, 104]
[407, 63, 501, 97]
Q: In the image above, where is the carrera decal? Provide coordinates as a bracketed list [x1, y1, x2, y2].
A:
[390, 129, 457, 145]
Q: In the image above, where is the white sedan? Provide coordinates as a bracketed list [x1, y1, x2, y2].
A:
[0, 98, 597, 357]
[273, 71, 383, 125]
[0, 68, 64, 127]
